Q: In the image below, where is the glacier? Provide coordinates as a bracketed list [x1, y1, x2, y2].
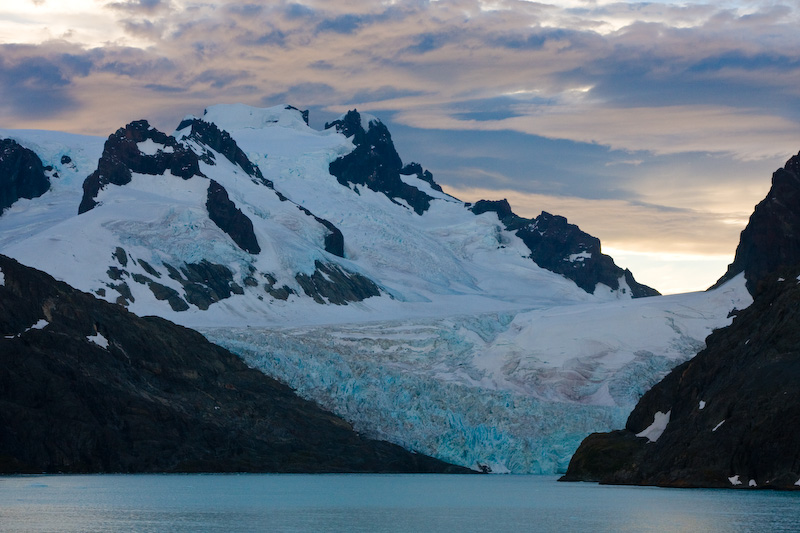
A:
[204, 276, 748, 473]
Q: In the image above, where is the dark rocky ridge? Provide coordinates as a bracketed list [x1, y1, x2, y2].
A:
[713, 151, 800, 295]
[325, 112, 656, 297]
[471, 199, 659, 298]
[295, 260, 382, 305]
[401, 162, 444, 193]
[560, 270, 800, 489]
[78, 120, 204, 214]
[176, 117, 272, 187]
[0, 254, 469, 474]
[206, 179, 261, 254]
[0, 138, 51, 214]
[326, 110, 440, 215]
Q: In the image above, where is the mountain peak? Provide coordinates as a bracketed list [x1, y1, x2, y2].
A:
[200, 103, 311, 133]
[78, 120, 204, 214]
[712, 151, 800, 295]
[0, 138, 51, 214]
[470, 199, 660, 298]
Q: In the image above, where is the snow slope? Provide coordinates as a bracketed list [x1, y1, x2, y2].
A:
[0, 105, 752, 472]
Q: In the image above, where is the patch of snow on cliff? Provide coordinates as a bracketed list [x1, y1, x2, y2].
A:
[87, 332, 109, 348]
[568, 252, 591, 262]
[137, 139, 173, 155]
[636, 410, 671, 442]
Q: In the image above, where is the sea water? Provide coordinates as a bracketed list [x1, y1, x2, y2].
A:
[0, 474, 796, 532]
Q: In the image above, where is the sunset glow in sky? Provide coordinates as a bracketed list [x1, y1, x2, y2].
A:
[2, 0, 799, 294]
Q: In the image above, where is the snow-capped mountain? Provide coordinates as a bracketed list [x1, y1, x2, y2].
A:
[0, 104, 751, 472]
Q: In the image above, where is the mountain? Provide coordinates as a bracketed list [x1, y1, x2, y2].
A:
[470, 199, 659, 298]
[1, 105, 655, 325]
[0, 138, 52, 214]
[0, 254, 468, 474]
[561, 153, 800, 489]
[713, 151, 800, 295]
[560, 271, 800, 489]
[0, 105, 750, 473]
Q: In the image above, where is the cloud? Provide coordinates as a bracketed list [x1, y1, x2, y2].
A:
[0, 46, 89, 119]
[316, 14, 366, 34]
[350, 86, 429, 105]
[265, 82, 338, 107]
[3, 0, 798, 293]
[393, 103, 800, 160]
[105, 0, 170, 14]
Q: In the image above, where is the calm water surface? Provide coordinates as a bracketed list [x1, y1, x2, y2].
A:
[0, 474, 796, 532]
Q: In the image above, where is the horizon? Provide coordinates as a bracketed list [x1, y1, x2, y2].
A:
[2, 0, 798, 294]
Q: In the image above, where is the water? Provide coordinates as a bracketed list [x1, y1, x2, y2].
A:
[0, 474, 796, 532]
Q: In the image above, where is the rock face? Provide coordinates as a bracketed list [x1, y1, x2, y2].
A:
[714, 152, 800, 295]
[0, 138, 50, 214]
[471, 199, 659, 298]
[325, 112, 657, 298]
[562, 153, 800, 488]
[176, 117, 272, 186]
[295, 260, 382, 305]
[560, 271, 800, 489]
[206, 179, 261, 254]
[327, 110, 439, 215]
[78, 120, 203, 214]
[0, 254, 469, 474]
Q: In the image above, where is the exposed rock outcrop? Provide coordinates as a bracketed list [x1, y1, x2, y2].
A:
[78, 120, 204, 214]
[560, 270, 800, 489]
[0, 138, 50, 214]
[206, 179, 261, 254]
[0, 254, 469, 474]
[471, 199, 659, 298]
[176, 117, 272, 187]
[326, 110, 440, 215]
[295, 260, 382, 305]
[713, 151, 800, 295]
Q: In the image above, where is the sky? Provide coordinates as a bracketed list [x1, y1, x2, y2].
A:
[1, 0, 799, 294]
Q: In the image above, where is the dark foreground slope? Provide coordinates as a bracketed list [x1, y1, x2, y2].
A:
[561, 151, 800, 489]
[560, 272, 800, 489]
[0, 254, 468, 474]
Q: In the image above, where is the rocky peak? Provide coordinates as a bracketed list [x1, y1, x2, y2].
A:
[400, 162, 444, 193]
[713, 151, 800, 295]
[0, 138, 50, 214]
[284, 105, 309, 125]
[176, 117, 272, 187]
[470, 200, 660, 298]
[78, 120, 204, 214]
[326, 110, 440, 215]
